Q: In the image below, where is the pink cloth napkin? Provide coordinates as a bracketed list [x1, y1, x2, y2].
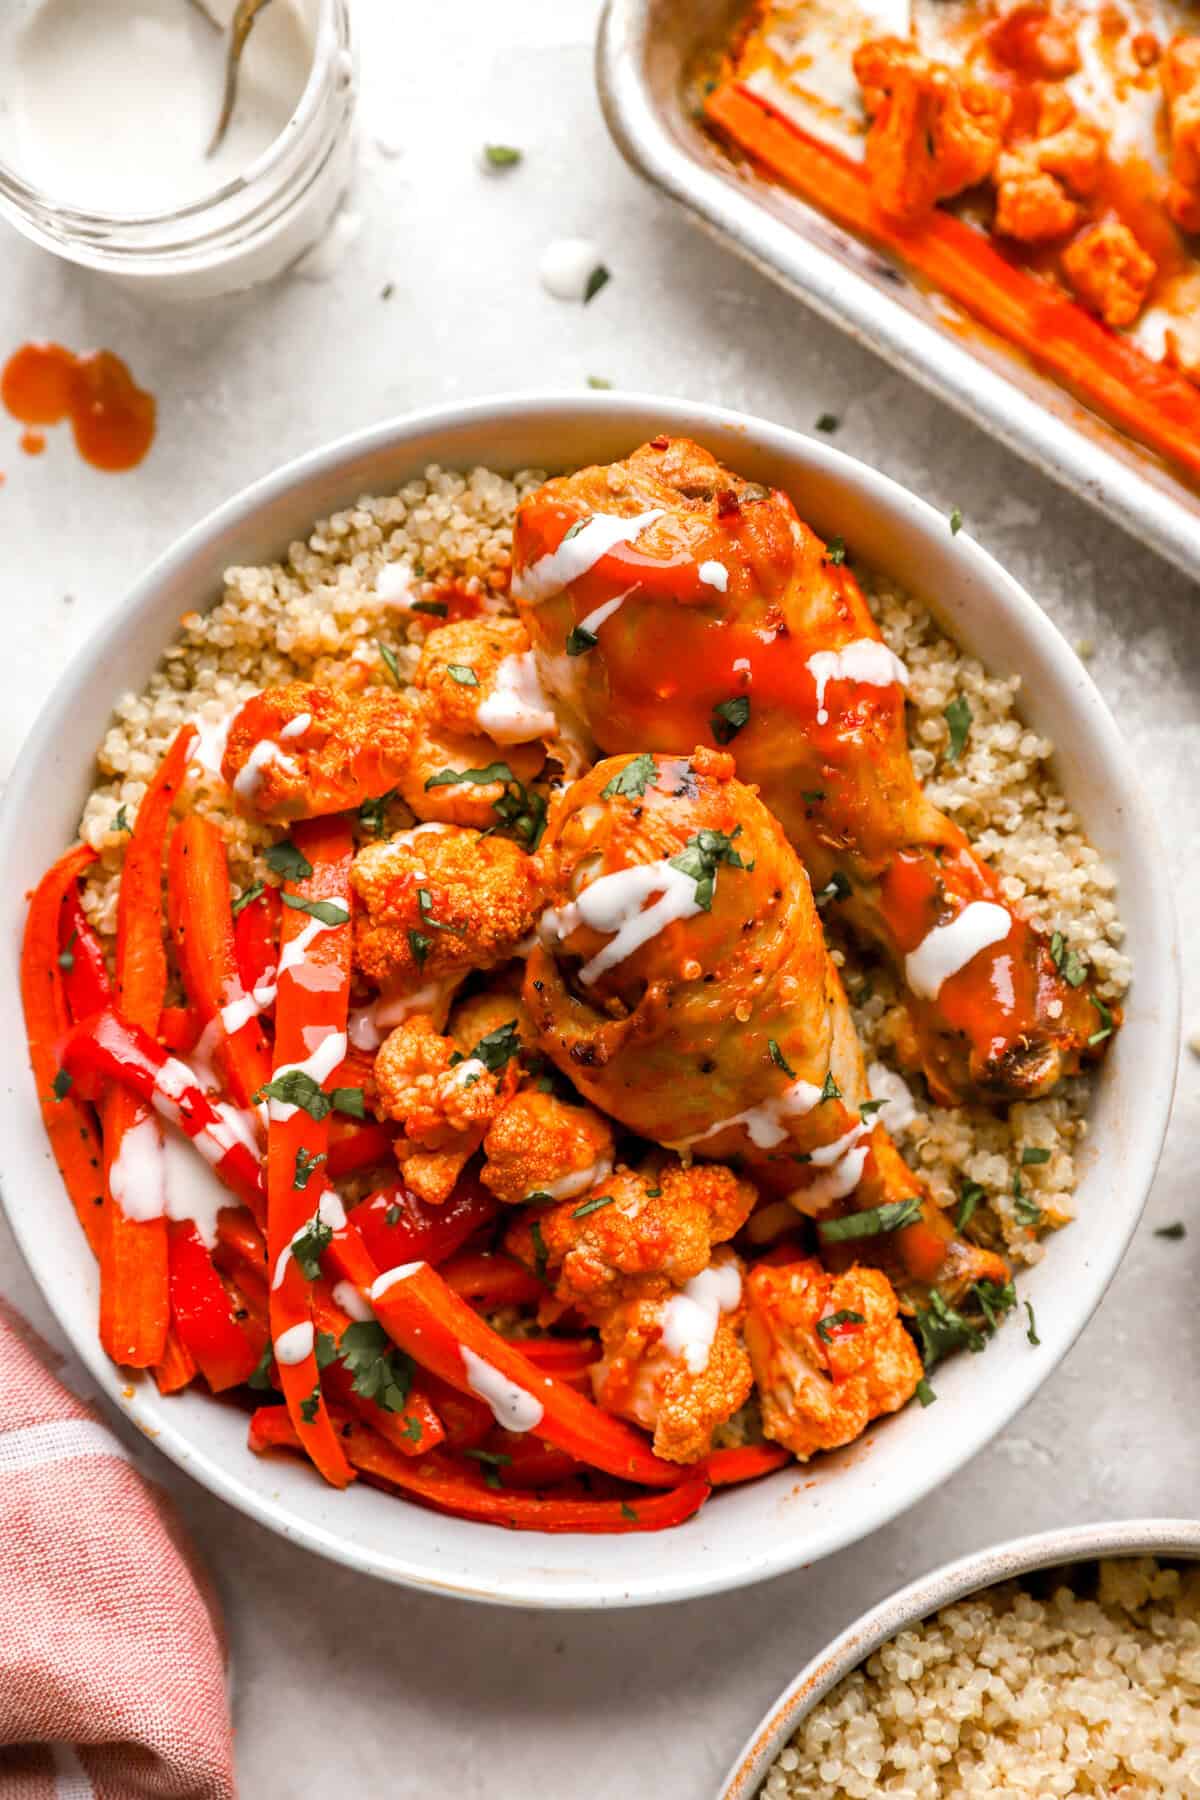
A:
[0, 1309, 236, 1800]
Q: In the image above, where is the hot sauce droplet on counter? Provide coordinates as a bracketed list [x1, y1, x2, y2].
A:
[0, 342, 156, 472]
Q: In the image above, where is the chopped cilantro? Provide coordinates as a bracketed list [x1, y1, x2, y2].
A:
[915, 1377, 937, 1407]
[378, 640, 403, 687]
[565, 622, 599, 657]
[914, 1291, 985, 1368]
[815, 413, 840, 433]
[816, 1309, 865, 1343]
[584, 264, 610, 303]
[293, 1148, 326, 1191]
[858, 1098, 886, 1118]
[668, 825, 753, 911]
[446, 664, 478, 686]
[571, 1194, 615, 1219]
[819, 1071, 841, 1103]
[949, 507, 963, 534]
[265, 840, 313, 882]
[338, 1321, 414, 1412]
[330, 1087, 365, 1119]
[944, 695, 972, 764]
[248, 1343, 275, 1391]
[424, 760, 545, 850]
[385, 1203, 402, 1226]
[956, 1179, 985, 1232]
[280, 893, 349, 927]
[587, 375, 614, 389]
[291, 1214, 333, 1280]
[1049, 931, 1089, 987]
[113, 804, 130, 834]
[1154, 1221, 1186, 1240]
[401, 1416, 423, 1444]
[467, 1020, 521, 1073]
[357, 790, 396, 836]
[973, 1277, 1016, 1332]
[299, 1386, 321, 1424]
[817, 1198, 922, 1243]
[561, 518, 588, 544]
[601, 753, 656, 800]
[57, 929, 77, 973]
[768, 1038, 795, 1077]
[1024, 1301, 1040, 1346]
[408, 927, 433, 968]
[410, 599, 447, 617]
[231, 879, 264, 918]
[484, 143, 522, 167]
[824, 536, 846, 566]
[1087, 994, 1114, 1045]
[51, 1069, 72, 1101]
[711, 695, 751, 744]
[417, 888, 456, 932]
[620, 1501, 638, 1521]
[1021, 1147, 1051, 1165]
[814, 871, 851, 908]
[256, 1070, 334, 1120]
[314, 1330, 338, 1370]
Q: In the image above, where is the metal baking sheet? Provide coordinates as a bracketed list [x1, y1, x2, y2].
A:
[597, 0, 1200, 580]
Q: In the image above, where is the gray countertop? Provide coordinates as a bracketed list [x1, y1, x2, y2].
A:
[1, 3, 1197, 1794]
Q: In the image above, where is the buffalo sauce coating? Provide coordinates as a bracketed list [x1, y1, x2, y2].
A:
[514, 484, 1081, 1088]
[0, 341, 156, 472]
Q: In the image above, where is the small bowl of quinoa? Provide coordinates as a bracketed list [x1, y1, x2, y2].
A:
[721, 1520, 1200, 1798]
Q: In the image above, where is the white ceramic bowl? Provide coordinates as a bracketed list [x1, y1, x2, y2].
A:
[0, 395, 1178, 1608]
[720, 1518, 1200, 1797]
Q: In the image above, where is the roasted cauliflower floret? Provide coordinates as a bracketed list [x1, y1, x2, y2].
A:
[589, 1254, 752, 1463]
[993, 95, 1103, 243]
[395, 693, 547, 832]
[854, 38, 1010, 225]
[1163, 36, 1200, 234]
[416, 617, 558, 747]
[223, 681, 422, 822]
[373, 1014, 516, 1204]
[743, 1259, 922, 1461]
[481, 1089, 615, 1205]
[352, 824, 544, 991]
[1062, 218, 1157, 327]
[988, 3, 1080, 80]
[507, 1160, 756, 1315]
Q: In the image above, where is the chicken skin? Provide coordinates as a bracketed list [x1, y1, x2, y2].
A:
[743, 1258, 922, 1460]
[511, 437, 1106, 1107]
[525, 748, 1006, 1303]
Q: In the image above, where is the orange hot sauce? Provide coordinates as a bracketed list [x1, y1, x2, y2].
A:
[0, 341, 156, 472]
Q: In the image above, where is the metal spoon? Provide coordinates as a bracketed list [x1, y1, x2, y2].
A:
[207, 0, 275, 158]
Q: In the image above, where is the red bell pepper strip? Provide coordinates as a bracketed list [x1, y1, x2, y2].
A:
[57, 890, 112, 1021]
[517, 1338, 600, 1391]
[439, 1250, 543, 1309]
[248, 1406, 711, 1533]
[265, 816, 355, 1489]
[167, 814, 272, 1113]
[480, 1432, 583, 1490]
[415, 1372, 494, 1450]
[153, 1328, 199, 1395]
[234, 883, 280, 995]
[167, 1220, 263, 1392]
[326, 1119, 395, 1178]
[62, 1009, 266, 1217]
[101, 726, 196, 1369]
[310, 1285, 444, 1456]
[340, 1256, 684, 1489]
[701, 1444, 792, 1487]
[20, 845, 107, 1259]
[351, 1172, 498, 1268]
[158, 1005, 203, 1054]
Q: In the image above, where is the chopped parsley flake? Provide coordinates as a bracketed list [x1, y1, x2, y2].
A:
[248, 1343, 275, 1390]
[467, 1020, 521, 1073]
[1049, 931, 1089, 986]
[484, 143, 522, 167]
[817, 1198, 922, 1243]
[290, 1214, 333, 1280]
[669, 825, 753, 911]
[446, 664, 478, 686]
[280, 893, 349, 927]
[1024, 1301, 1040, 1346]
[768, 1038, 795, 1077]
[584, 264, 610, 304]
[620, 1501, 639, 1521]
[293, 1148, 326, 1191]
[565, 623, 599, 657]
[956, 1179, 985, 1232]
[571, 1194, 615, 1219]
[601, 753, 656, 800]
[338, 1321, 414, 1413]
[815, 413, 840, 433]
[824, 535, 847, 566]
[711, 695, 751, 744]
[949, 507, 963, 535]
[255, 1070, 361, 1122]
[408, 927, 433, 968]
[915, 1377, 937, 1407]
[1087, 994, 1114, 1045]
[113, 804, 131, 834]
[231, 879, 264, 918]
[819, 1071, 841, 1103]
[378, 641, 403, 687]
[265, 840, 313, 883]
[1154, 1221, 1186, 1240]
[57, 929, 77, 973]
[299, 1385, 321, 1424]
[943, 695, 972, 764]
[425, 760, 546, 850]
[814, 871, 851, 909]
[357, 790, 396, 836]
[51, 1069, 72, 1101]
[385, 1203, 402, 1227]
[858, 1098, 886, 1118]
[1021, 1146, 1051, 1165]
[587, 375, 613, 389]
[816, 1309, 865, 1343]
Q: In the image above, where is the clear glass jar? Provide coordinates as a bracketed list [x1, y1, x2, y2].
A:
[0, 0, 356, 300]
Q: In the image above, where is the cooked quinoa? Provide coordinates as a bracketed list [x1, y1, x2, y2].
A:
[762, 1557, 1200, 1799]
[74, 462, 1129, 1272]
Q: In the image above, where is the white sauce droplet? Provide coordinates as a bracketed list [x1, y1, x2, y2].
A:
[274, 1321, 315, 1366]
[698, 560, 729, 592]
[476, 651, 559, 743]
[660, 1260, 742, 1375]
[537, 235, 601, 301]
[332, 1280, 374, 1322]
[866, 1062, 919, 1134]
[370, 1261, 427, 1300]
[349, 977, 451, 1052]
[806, 639, 909, 725]
[541, 857, 702, 986]
[512, 509, 666, 605]
[905, 902, 1012, 1001]
[279, 712, 312, 740]
[373, 560, 418, 606]
[461, 1346, 545, 1433]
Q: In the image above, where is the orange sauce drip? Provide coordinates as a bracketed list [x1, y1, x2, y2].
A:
[0, 342, 156, 472]
[19, 429, 46, 457]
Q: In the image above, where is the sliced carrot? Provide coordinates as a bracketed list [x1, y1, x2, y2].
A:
[153, 1327, 198, 1395]
[20, 845, 107, 1258]
[702, 1444, 792, 1487]
[705, 81, 1200, 487]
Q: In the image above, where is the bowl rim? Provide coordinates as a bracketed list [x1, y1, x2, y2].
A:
[0, 390, 1180, 1607]
[719, 1516, 1200, 1797]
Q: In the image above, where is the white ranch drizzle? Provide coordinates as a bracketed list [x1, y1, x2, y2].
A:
[866, 1062, 918, 1134]
[332, 1280, 374, 1322]
[108, 1114, 166, 1223]
[273, 1321, 315, 1366]
[279, 712, 311, 740]
[676, 1077, 824, 1152]
[348, 978, 451, 1052]
[576, 585, 634, 638]
[277, 910, 346, 980]
[271, 1190, 349, 1291]
[905, 902, 1012, 1001]
[460, 1346, 545, 1433]
[370, 1261, 426, 1300]
[806, 639, 909, 726]
[109, 1112, 236, 1248]
[475, 651, 558, 744]
[267, 1030, 348, 1122]
[541, 859, 702, 987]
[538, 1156, 614, 1202]
[660, 1260, 742, 1375]
[790, 1122, 871, 1216]
[698, 560, 729, 592]
[511, 509, 666, 605]
[233, 737, 299, 804]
